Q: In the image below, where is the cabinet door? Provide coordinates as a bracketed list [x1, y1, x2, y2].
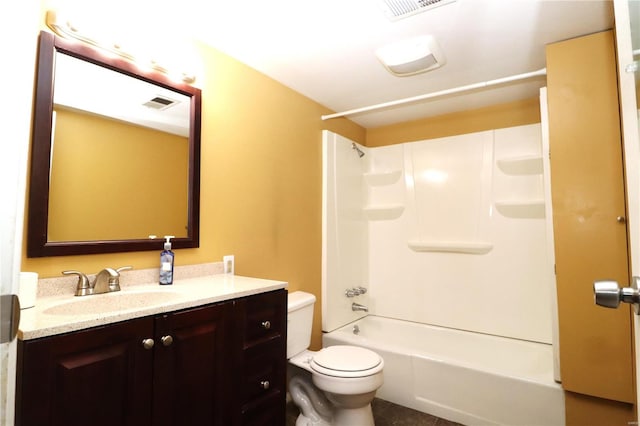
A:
[16, 316, 154, 426]
[152, 302, 231, 426]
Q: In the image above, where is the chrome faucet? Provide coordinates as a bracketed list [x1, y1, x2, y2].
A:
[63, 266, 132, 296]
[352, 302, 368, 312]
[93, 268, 121, 294]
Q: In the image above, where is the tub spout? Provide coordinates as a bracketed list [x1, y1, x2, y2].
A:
[352, 302, 368, 312]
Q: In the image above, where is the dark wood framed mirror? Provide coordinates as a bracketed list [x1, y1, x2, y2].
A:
[28, 31, 201, 257]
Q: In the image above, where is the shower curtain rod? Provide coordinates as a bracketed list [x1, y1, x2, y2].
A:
[321, 68, 547, 121]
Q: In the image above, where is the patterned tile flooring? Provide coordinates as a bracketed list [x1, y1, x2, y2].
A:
[286, 398, 463, 426]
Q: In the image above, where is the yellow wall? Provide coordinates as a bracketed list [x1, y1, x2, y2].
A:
[49, 107, 188, 241]
[365, 97, 541, 146]
[23, 17, 364, 350]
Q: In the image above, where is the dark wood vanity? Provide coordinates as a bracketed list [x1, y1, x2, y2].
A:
[15, 289, 287, 426]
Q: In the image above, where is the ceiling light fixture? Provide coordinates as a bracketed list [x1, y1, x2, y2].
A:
[375, 35, 446, 77]
[45, 10, 196, 84]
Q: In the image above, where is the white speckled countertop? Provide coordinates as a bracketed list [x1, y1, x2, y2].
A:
[19, 268, 287, 340]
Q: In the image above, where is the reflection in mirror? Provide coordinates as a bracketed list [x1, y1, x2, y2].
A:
[50, 53, 190, 241]
[28, 31, 201, 257]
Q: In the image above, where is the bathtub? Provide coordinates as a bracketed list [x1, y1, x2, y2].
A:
[323, 316, 565, 426]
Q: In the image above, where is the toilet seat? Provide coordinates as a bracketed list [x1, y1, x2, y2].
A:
[310, 345, 383, 378]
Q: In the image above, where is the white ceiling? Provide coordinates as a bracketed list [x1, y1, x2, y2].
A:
[187, 0, 614, 128]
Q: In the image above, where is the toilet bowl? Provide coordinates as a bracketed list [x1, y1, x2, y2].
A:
[287, 291, 384, 426]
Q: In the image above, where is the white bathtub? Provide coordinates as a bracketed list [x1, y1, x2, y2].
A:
[323, 316, 565, 426]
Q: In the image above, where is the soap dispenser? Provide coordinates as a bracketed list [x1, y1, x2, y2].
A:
[159, 235, 175, 285]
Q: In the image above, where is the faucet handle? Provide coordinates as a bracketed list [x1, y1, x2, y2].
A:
[345, 286, 368, 297]
[62, 270, 91, 296]
[110, 266, 132, 291]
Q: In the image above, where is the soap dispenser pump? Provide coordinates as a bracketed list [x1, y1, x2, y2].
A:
[159, 235, 175, 285]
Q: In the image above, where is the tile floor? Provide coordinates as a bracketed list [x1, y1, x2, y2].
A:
[286, 398, 463, 426]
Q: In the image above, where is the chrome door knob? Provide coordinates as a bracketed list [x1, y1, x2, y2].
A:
[161, 335, 174, 347]
[594, 280, 624, 308]
[142, 338, 155, 350]
[261, 321, 271, 330]
[594, 277, 640, 314]
[260, 380, 270, 390]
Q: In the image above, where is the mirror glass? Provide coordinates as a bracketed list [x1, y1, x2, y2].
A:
[28, 31, 201, 257]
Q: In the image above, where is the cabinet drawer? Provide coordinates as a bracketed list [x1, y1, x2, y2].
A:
[241, 391, 285, 426]
[242, 290, 286, 346]
[240, 338, 285, 405]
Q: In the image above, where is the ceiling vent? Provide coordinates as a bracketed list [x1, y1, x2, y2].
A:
[143, 95, 178, 110]
[376, 35, 446, 77]
[378, 0, 457, 21]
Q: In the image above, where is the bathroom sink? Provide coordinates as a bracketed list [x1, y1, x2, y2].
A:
[43, 290, 181, 316]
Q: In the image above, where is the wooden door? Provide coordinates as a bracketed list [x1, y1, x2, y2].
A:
[152, 302, 231, 426]
[546, 29, 635, 410]
[16, 317, 154, 426]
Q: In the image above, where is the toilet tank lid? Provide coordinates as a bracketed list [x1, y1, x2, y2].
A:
[288, 291, 316, 312]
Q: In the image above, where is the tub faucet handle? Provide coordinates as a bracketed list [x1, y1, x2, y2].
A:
[345, 286, 368, 297]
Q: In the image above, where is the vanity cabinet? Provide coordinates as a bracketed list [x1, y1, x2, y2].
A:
[16, 289, 287, 426]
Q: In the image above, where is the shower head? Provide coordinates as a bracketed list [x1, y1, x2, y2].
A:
[352, 143, 365, 158]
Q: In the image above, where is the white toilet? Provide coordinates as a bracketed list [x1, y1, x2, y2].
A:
[287, 291, 384, 426]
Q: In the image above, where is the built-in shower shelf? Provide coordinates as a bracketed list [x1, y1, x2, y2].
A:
[364, 170, 402, 186]
[495, 200, 545, 218]
[363, 204, 404, 220]
[407, 241, 493, 254]
[497, 155, 543, 175]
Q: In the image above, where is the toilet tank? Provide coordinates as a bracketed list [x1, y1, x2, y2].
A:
[287, 291, 316, 358]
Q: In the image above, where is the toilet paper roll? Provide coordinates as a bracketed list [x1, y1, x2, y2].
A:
[19, 272, 38, 309]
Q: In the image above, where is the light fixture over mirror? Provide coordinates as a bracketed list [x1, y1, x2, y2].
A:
[27, 30, 202, 257]
[45, 10, 197, 84]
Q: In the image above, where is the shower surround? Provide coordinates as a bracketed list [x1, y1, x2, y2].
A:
[321, 123, 563, 424]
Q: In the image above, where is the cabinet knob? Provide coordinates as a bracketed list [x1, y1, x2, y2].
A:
[142, 338, 155, 350]
[261, 320, 271, 330]
[260, 380, 270, 390]
[161, 335, 174, 347]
